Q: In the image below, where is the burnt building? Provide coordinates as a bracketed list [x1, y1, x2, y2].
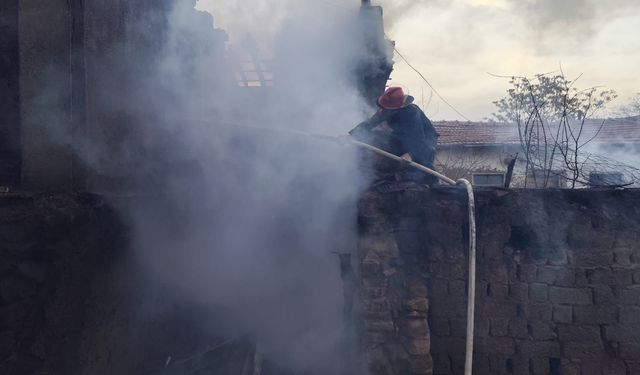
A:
[1, 0, 228, 192]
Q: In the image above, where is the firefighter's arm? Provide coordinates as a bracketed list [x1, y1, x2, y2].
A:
[349, 111, 385, 137]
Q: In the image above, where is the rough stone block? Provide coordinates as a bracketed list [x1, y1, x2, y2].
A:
[516, 340, 561, 357]
[482, 301, 518, 319]
[620, 342, 640, 359]
[508, 320, 529, 339]
[449, 318, 467, 338]
[394, 216, 423, 233]
[604, 325, 640, 343]
[588, 267, 633, 286]
[366, 287, 387, 299]
[488, 353, 511, 374]
[620, 306, 640, 325]
[525, 302, 553, 321]
[508, 282, 528, 302]
[557, 325, 601, 341]
[563, 341, 604, 359]
[398, 318, 429, 338]
[528, 320, 556, 341]
[448, 280, 466, 297]
[561, 360, 581, 375]
[475, 317, 490, 337]
[568, 219, 615, 250]
[430, 318, 450, 337]
[430, 279, 449, 299]
[613, 248, 633, 266]
[488, 283, 509, 301]
[619, 286, 640, 305]
[532, 341, 561, 357]
[529, 357, 550, 375]
[549, 286, 592, 305]
[429, 337, 465, 355]
[363, 298, 390, 314]
[366, 320, 395, 333]
[538, 266, 575, 286]
[574, 269, 589, 287]
[569, 248, 614, 267]
[578, 359, 604, 375]
[430, 296, 466, 318]
[401, 298, 428, 317]
[573, 305, 618, 324]
[480, 337, 516, 355]
[402, 337, 431, 356]
[602, 359, 628, 375]
[363, 276, 389, 289]
[592, 284, 616, 305]
[490, 318, 509, 337]
[627, 361, 640, 375]
[432, 353, 451, 374]
[509, 357, 530, 374]
[407, 278, 428, 298]
[553, 305, 573, 323]
[408, 354, 433, 374]
[366, 331, 391, 346]
[360, 234, 399, 259]
[529, 283, 548, 302]
[518, 265, 537, 283]
[362, 260, 382, 277]
[483, 262, 510, 284]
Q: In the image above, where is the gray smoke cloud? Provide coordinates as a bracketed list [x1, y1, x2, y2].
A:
[72, 0, 377, 373]
[509, 0, 640, 50]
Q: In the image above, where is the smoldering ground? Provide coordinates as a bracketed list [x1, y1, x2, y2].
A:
[61, 1, 381, 373]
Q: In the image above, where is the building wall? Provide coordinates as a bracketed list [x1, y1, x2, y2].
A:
[0, 193, 249, 375]
[357, 187, 640, 375]
[435, 145, 557, 188]
[0, 0, 21, 188]
[18, 0, 76, 190]
[0, 193, 121, 374]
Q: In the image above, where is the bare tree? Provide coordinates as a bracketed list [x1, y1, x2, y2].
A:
[617, 92, 640, 117]
[491, 72, 633, 188]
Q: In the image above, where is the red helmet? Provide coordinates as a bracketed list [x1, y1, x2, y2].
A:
[377, 87, 414, 110]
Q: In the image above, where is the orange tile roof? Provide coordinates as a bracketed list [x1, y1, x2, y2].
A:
[434, 116, 640, 146]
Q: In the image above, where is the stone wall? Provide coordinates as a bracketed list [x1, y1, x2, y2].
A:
[0, 194, 262, 375]
[0, 193, 122, 374]
[0, 0, 20, 188]
[357, 187, 640, 375]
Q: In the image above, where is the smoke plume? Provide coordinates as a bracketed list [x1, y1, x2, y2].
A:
[72, 0, 378, 373]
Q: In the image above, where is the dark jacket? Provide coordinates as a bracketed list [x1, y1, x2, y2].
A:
[350, 104, 439, 183]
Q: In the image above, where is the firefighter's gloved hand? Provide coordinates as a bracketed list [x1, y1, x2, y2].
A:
[400, 153, 413, 164]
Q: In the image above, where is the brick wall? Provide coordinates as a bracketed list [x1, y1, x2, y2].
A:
[357, 187, 640, 375]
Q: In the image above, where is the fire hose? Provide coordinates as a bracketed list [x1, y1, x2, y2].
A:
[222, 123, 478, 375]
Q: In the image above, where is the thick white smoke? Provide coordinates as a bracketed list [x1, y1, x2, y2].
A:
[109, 1, 378, 373]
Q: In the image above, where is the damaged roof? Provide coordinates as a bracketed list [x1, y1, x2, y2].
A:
[434, 116, 640, 146]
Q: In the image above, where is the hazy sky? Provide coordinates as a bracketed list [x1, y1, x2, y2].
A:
[198, 0, 640, 121]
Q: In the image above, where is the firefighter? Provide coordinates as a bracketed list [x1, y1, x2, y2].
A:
[350, 87, 439, 186]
